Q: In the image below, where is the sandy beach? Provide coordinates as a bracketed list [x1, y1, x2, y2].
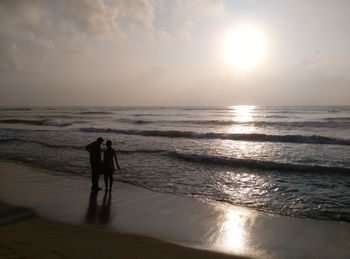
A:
[0, 161, 350, 259]
[0, 209, 242, 259]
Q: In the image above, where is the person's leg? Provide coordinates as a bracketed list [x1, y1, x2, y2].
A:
[91, 170, 95, 189]
[95, 164, 100, 189]
[90, 162, 95, 189]
[104, 173, 108, 190]
[90, 160, 95, 190]
[109, 174, 113, 191]
[91, 164, 101, 190]
[92, 169, 97, 189]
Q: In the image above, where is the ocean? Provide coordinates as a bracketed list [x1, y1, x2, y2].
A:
[0, 106, 349, 222]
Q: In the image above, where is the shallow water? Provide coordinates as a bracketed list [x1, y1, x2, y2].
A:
[0, 106, 349, 221]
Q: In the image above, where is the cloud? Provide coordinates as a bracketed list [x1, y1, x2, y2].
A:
[135, 66, 167, 85]
[61, 47, 90, 56]
[177, 29, 193, 43]
[156, 27, 171, 40]
[116, 0, 155, 33]
[0, 0, 160, 72]
[155, 0, 225, 43]
[0, 42, 23, 72]
[174, 0, 224, 15]
[0, 0, 119, 38]
[289, 50, 329, 77]
[294, 50, 324, 69]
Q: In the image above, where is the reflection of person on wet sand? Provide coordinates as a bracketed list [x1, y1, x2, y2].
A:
[99, 191, 112, 225]
[85, 190, 99, 224]
[85, 190, 112, 226]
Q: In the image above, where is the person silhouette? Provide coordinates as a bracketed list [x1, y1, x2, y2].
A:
[85, 137, 104, 190]
[102, 140, 121, 191]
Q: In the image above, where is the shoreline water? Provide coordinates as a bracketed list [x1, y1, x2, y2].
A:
[2, 156, 350, 223]
[0, 161, 349, 258]
[1, 106, 349, 223]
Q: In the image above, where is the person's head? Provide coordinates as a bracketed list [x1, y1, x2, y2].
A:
[97, 137, 104, 144]
[106, 140, 112, 148]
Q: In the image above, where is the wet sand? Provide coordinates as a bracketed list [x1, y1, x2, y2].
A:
[0, 211, 242, 259]
[0, 161, 350, 258]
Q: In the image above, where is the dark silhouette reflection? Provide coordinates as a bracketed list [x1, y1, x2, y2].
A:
[99, 191, 112, 224]
[85, 190, 99, 224]
[85, 190, 112, 226]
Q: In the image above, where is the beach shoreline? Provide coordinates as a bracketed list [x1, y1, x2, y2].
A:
[0, 161, 349, 258]
[0, 203, 244, 259]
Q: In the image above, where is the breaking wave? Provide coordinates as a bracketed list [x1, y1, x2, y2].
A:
[116, 118, 349, 128]
[0, 119, 71, 127]
[79, 127, 350, 146]
[0, 138, 81, 150]
[168, 152, 350, 174]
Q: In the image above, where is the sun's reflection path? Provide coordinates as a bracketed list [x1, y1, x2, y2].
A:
[228, 105, 256, 134]
[230, 105, 255, 122]
[220, 210, 247, 253]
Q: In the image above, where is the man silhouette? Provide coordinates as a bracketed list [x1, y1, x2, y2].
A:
[85, 137, 104, 190]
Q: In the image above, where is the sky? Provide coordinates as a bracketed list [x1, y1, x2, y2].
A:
[0, 0, 349, 106]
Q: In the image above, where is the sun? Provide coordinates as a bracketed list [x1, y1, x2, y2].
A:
[223, 25, 267, 69]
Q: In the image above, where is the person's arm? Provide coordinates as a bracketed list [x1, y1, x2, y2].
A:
[113, 151, 121, 169]
[85, 143, 92, 153]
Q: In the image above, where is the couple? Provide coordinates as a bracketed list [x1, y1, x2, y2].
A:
[85, 137, 121, 191]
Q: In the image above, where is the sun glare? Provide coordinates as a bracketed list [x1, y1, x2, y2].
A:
[220, 210, 246, 253]
[226, 105, 256, 134]
[230, 105, 255, 122]
[223, 26, 267, 69]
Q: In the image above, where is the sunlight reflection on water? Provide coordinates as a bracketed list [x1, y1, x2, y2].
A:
[217, 209, 249, 254]
[230, 105, 255, 122]
[228, 105, 256, 133]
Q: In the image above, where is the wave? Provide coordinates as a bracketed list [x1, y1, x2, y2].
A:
[134, 120, 152, 124]
[0, 155, 88, 176]
[78, 111, 114, 115]
[168, 152, 350, 174]
[0, 138, 82, 150]
[116, 118, 152, 124]
[0, 138, 166, 155]
[262, 115, 296, 119]
[79, 127, 350, 146]
[248, 120, 349, 128]
[2, 138, 348, 174]
[0, 119, 71, 127]
[0, 107, 32, 111]
[175, 107, 229, 111]
[115, 118, 349, 128]
[131, 113, 176, 117]
[324, 117, 350, 122]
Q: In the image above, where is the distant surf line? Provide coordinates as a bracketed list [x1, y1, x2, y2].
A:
[80, 127, 350, 146]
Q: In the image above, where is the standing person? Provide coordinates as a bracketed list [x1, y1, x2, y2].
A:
[103, 140, 121, 191]
[86, 137, 104, 190]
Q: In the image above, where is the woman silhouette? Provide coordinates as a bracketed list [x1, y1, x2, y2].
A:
[102, 140, 121, 191]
